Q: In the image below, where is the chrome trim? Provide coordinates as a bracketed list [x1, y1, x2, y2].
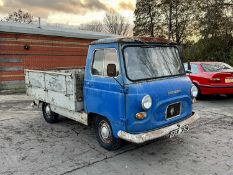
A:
[118, 112, 199, 144]
[141, 95, 152, 110]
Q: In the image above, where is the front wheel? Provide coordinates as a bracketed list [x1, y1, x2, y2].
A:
[42, 103, 59, 123]
[95, 117, 121, 151]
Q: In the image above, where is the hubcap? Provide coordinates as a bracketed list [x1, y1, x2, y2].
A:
[45, 105, 52, 116]
[99, 121, 111, 143]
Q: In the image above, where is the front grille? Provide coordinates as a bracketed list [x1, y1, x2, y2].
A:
[166, 103, 181, 119]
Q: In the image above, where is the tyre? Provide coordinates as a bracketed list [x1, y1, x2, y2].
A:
[95, 117, 121, 151]
[42, 103, 59, 123]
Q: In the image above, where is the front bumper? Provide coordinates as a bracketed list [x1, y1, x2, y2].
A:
[118, 112, 199, 144]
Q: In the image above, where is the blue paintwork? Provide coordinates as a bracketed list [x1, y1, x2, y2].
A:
[84, 42, 193, 138]
[124, 77, 192, 133]
[84, 43, 126, 137]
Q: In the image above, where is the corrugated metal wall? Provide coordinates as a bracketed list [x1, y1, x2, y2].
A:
[0, 33, 93, 91]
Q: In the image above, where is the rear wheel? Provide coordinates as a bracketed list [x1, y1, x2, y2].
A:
[95, 117, 121, 151]
[42, 103, 59, 123]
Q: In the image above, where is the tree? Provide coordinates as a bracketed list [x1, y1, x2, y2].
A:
[198, 0, 233, 38]
[133, 0, 199, 43]
[2, 9, 34, 24]
[133, 0, 233, 64]
[160, 0, 199, 44]
[183, 0, 233, 64]
[104, 12, 130, 36]
[134, 0, 162, 37]
[183, 35, 233, 65]
[78, 21, 104, 32]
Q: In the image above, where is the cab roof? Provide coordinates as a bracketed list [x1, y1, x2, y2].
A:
[91, 37, 175, 45]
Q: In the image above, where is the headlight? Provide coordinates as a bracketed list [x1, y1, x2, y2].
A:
[191, 85, 198, 98]
[142, 95, 152, 110]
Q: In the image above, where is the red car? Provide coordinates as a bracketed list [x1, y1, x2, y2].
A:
[184, 62, 233, 96]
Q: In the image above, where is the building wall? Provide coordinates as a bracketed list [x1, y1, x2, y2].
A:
[0, 32, 94, 91]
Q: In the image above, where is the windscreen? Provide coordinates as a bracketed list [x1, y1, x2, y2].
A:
[123, 46, 185, 81]
[201, 63, 233, 72]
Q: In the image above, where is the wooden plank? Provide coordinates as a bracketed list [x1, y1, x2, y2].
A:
[0, 80, 25, 90]
[0, 33, 95, 43]
[0, 75, 24, 81]
[0, 39, 91, 47]
[0, 58, 22, 63]
[0, 66, 23, 72]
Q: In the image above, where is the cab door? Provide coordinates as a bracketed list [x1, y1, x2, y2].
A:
[84, 45, 125, 137]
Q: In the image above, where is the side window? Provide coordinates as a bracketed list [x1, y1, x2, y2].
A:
[92, 50, 104, 76]
[104, 49, 119, 76]
[191, 64, 199, 74]
[92, 48, 120, 77]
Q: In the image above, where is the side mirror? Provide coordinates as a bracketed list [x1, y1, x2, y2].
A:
[107, 64, 117, 77]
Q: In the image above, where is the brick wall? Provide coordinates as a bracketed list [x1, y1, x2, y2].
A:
[0, 33, 94, 91]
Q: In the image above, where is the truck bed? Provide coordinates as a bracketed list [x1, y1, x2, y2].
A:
[25, 68, 85, 112]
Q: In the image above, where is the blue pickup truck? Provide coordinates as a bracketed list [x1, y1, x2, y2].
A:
[25, 37, 199, 150]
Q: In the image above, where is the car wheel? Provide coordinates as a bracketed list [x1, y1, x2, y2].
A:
[95, 116, 121, 151]
[42, 103, 59, 123]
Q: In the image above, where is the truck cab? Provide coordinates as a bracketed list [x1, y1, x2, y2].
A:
[84, 37, 199, 149]
[26, 37, 199, 150]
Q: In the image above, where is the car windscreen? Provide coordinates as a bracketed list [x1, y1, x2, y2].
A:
[123, 46, 185, 81]
[201, 63, 233, 72]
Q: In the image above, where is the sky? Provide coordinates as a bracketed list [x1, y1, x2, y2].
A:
[0, 0, 136, 26]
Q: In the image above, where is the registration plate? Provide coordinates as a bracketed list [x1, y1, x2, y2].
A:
[169, 125, 189, 138]
[225, 78, 233, 83]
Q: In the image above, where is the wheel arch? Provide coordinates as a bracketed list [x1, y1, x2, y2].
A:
[87, 112, 121, 138]
[88, 112, 109, 126]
